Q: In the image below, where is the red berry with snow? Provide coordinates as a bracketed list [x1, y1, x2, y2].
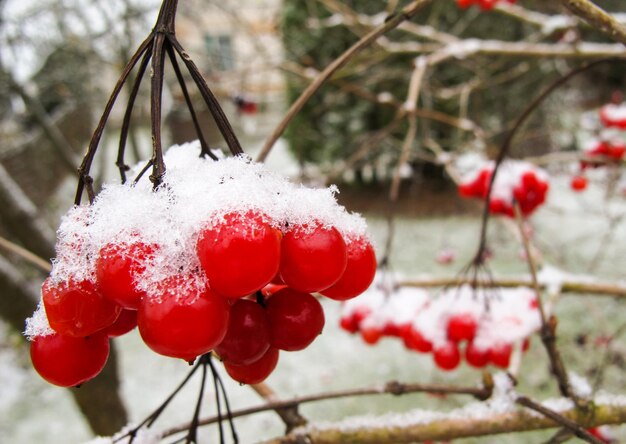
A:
[197, 211, 281, 298]
[42, 278, 121, 337]
[279, 223, 347, 293]
[490, 342, 513, 368]
[138, 274, 230, 362]
[321, 238, 376, 301]
[96, 241, 156, 309]
[465, 341, 490, 368]
[433, 342, 461, 371]
[447, 313, 478, 343]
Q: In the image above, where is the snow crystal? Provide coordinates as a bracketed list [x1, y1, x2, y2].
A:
[24, 300, 54, 340]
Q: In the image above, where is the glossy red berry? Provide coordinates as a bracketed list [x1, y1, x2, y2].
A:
[266, 288, 325, 351]
[224, 347, 279, 385]
[321, 238, 377, 301]
[465, 341, 490, 368]
[102, 309, 138, 338]
[570, 175, 588, 192]
[279, 223, 347, 293]
[433, 342, 461, 371]
[197, 211, 281, 298]
[403, 327, 433, 353]
[447, 314, 478, 343]
[138, 275, 230, 362]
[30, 332, 110, 387]
[215, 299, 270, 365]
[42, 278, 121, 337]
[95, 241, 156, 309]
[360, 325, 382, 345]
[490, 342, 513, 368]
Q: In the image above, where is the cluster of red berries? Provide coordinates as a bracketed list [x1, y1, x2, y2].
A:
[26, 145, 376, 387]
[456, 0, 516, 10]
[571, 139, 626, 192]
[458, 161, 549, 217]
[340, 282, 540, 371]
[571, 103, 626, 193]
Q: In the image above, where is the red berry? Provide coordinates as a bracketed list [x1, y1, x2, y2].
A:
[457, 0, 475, 8]
[447, 314, 478, 343]
[266, 288, 325, 351]
[96, 241, 156, 309]
[465, 341, 490, 368]
[102, 309, 138, 338]
[433, 342, 461, 371]
[279, 223, 347, 293]
[403, 327, 433, 353]
[490, 343, 513, 368]
[197, 211, 281, 298]
[360, 325, 382, 345]
[30, 332, 110, 387]
[138, 275, 230, 362]
[42, 278, 121, 337]
[321, 238, 377, 301]
[339, 315, 359, 334]
[224, 347, 279, 385]
[215, 299, 270, 365]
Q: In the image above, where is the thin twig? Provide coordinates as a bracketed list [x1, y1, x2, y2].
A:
[0, 236, 51, 273]
[516, 396, 602, 444]
[161, 379, 492, 438]
[514, 202, 573, 401]
[256, 0, 433, 162]
[560, 0, 626, 46]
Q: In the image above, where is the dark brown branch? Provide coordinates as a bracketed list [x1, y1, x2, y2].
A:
[167, 35, 244, 157]
[148, 32, 168, 188]
[116, 43, 153, 183]
[560, 0, 626, 46]
[165, 43, 217, 160]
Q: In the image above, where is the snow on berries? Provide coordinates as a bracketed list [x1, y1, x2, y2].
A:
[456, 0, 516, 11]
[25, 141, 377, 387]
[340, 279, 541, 371]
[600, 102, 626, 130]
[458, 160, 550, 217]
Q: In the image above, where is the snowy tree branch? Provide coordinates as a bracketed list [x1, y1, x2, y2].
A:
[560, 0, 626, 46]
[266, 395, 626, 444]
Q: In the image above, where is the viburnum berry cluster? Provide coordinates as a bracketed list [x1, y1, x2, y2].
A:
[25, 142, 376, 387]
[458, 160, 550, 217]
[456, 0, 516, 11]
[571, 102, 626, 193]
[340, 280, 540, 371]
